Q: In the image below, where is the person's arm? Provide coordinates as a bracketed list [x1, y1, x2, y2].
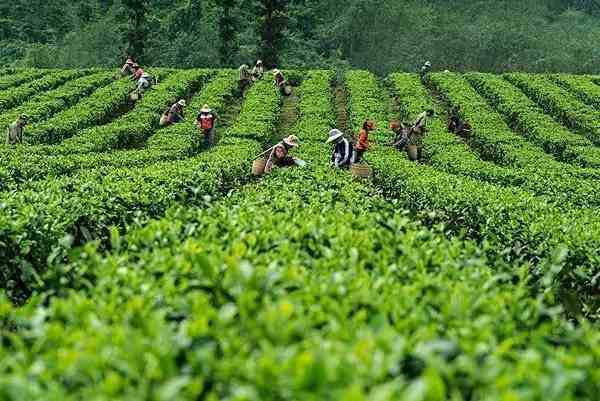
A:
[5, 127, 9, 145]
[264, 148, 276, 173]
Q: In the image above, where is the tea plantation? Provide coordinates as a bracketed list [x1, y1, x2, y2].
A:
[0, 68, 599, 400]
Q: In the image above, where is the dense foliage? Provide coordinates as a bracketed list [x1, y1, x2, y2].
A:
[0, 67, 599, 399]
[4, 1, 600, 74]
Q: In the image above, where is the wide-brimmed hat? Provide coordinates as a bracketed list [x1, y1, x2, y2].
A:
[272, 69, 281, 75]
[200, 104, 211, 112]
[256, 60, 263, 65]
[178, 99, 186, 107]
[132, 63, 140, 68]
[424, 61, 432, 67]
[283, 135, 299, 147]
[19, 114, 29, 121]
[326, 129, 344, 143]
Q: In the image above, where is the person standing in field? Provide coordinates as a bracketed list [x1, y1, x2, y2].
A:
[6, 114, 28, 145]
[264, 135, 302, 173]
[327, 129, 355, 168]
[252, 60, 264, 81]
[196, 104, 219, 148]
[353, 120, 375, 163]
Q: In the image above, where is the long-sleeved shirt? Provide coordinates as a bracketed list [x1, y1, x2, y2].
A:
[6, 122, 24, 145]
[331, 138, 354, 167]
[265, 142, 295, 173]
[355, 129, 370, 151]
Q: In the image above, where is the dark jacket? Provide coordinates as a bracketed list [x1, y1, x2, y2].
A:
[331, 138, 354, 167]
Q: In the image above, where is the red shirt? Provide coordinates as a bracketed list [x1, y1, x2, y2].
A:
[355, 129, 370, 150]
[133, 68, 144, 80]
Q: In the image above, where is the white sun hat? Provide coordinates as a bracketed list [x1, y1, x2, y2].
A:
[326, 129, 344, 143]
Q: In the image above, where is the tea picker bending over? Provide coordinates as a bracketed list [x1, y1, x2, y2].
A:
[389, 121, 411, 150]
[120, 57, 136, 77]
[447, 106, 471, 138]
[264, 135, 305, 174]
[238, 64, 252, 93]
[131, 64, 154, 95]
[404, 109, 435, 161]
[160, 99, 187, 126]
[327, 129, 355, 168]
[413, 109, 434, 135]
[273, 69, 291, 96]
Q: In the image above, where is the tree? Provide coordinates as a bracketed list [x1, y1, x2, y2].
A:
[122, 0, 150, 62]
[255, 0, 288, 67]
[218, 0, 237, 66]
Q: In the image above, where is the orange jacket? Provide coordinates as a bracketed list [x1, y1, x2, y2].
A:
[355, 129, 370, 150]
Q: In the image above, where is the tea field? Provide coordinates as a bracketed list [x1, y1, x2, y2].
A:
[0, 68, 599, 400]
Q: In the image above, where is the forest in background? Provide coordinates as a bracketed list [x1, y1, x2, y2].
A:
[2, 0, 600, 75]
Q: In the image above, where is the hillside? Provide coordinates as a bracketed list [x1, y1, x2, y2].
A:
[0, 68, 599, 400]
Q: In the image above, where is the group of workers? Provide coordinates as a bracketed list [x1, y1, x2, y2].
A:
[239, 60, 291, 96]
[6, 58, 471, 168]
[238, 60, 264, 92]
[262, 107, 443, 174]
[157, 99, 219, 148]
[120, 57, 155, 97]
[324, 110, 435, 169]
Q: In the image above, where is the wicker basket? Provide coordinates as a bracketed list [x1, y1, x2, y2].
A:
[252, 158, 267, 176]
[351, 163, 373, 179]
[406, 144, 419, 161]
[129, 91, 139, 102]
[283, 85, 293, 96]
